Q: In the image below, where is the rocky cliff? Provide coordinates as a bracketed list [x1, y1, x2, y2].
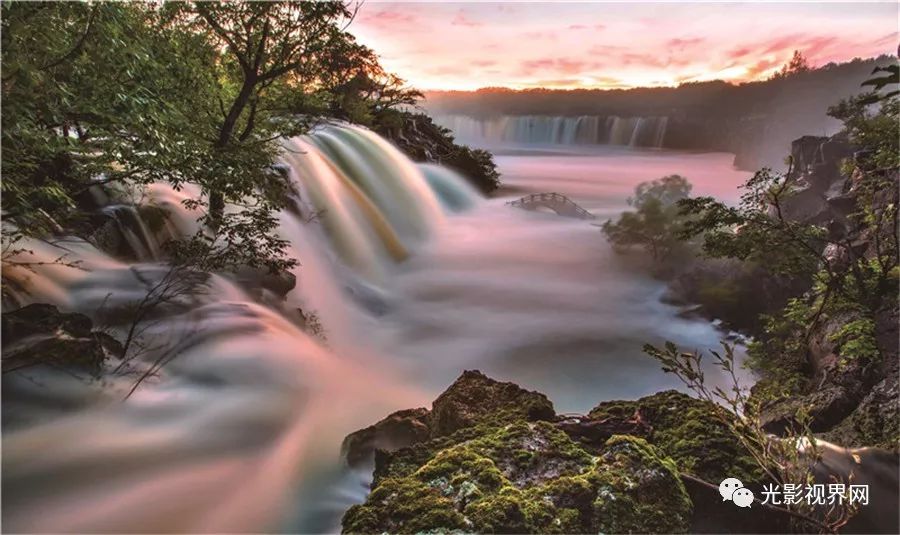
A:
[758, 135, 899, 449]
[665, 131, 898, 451]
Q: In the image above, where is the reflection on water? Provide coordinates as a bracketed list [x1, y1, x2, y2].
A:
[3, 143, 754, 532]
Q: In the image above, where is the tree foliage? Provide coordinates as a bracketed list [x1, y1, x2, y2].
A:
[771, 50, 811, 80]
[678, 169, 827, 279]
[2, 3, 214, 234]
[1, 1, 420, 274]
[602, 174, 693, 262]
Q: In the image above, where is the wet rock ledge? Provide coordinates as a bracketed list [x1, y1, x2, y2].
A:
[340, 370, 782, 534]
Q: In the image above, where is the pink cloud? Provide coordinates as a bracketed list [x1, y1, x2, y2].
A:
[620, 52, 666, 69]
[588, 44, 627, 55]
[872, 32, 898, 47]
[565, 23, 605, 31]
[667, 37, 704, 49]
[728, 46, 753, 60]
[520, 58, 601, 76]
[522, 30, 559, 41]
[746, 58, 783, 77]
[359, 8, 417, 28]
[451, 10, 482, 28]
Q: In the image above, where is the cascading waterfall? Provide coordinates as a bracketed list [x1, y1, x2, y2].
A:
[282, 124, 479, 282]
[1, 123, 480, 533]
[433, 114, 669, 148]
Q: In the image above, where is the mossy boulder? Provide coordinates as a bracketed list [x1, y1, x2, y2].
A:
[344, 423, 692, 534]
[342, 375, 807, 533]
[343, 370, 556, 468]
[588, 390, 761, 483]
[342, 374, 696, 535]
[342, 476, 466, 534]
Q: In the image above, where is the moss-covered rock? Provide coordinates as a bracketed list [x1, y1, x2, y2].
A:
[589, 435, 692, 534]
[588, 390, 761, 483]
[346, 428, 693, 534]
[430, 370, 556, 437]
[344, 370, 557, 472]
[343, 382, 694, 534]
[342, 476, 466, 534]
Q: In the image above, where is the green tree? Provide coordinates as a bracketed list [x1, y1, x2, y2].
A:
[2, 3, 214, 235]
[2, 2, 417, 274]
[157, 1, 360, 269]
[680, 98, 897, 312]
[601, 174, 693, 262]
[771, 50, 811, 79]
[318, 39, 422, 127]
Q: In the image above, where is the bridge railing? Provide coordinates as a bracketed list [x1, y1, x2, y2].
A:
[507, 192, 596, 220]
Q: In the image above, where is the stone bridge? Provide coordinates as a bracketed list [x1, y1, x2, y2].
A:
[507, 192, 596, 220]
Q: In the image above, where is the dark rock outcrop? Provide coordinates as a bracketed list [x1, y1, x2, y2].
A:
[342, 408, 431, 468]
[777, 134, 854, 228]
[233, 266, 297, 299]
[2, 303, 123, 376]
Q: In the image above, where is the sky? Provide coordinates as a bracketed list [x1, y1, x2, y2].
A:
[349, 2, 899, 90]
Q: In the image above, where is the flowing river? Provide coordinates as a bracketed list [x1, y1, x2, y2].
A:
[3, 128, 751, 532]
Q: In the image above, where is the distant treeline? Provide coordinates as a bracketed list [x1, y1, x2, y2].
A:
[424, 56, 892, 118]
[423, 55, 895, 169]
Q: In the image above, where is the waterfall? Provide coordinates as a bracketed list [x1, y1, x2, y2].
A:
[1, 124, 482, 532]
[10, 124, 477, 289]
[433, 114, 668, 148]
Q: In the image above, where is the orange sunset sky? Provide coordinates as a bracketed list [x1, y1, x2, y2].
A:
[350, 1, 899, 90]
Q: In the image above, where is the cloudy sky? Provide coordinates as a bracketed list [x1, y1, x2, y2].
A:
[350, 2, 898, 90]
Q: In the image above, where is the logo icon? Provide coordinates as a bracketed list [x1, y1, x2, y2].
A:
[719, 477, 754, 508]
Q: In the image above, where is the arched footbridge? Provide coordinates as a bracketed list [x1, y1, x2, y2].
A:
[507, 192, 596, 220]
